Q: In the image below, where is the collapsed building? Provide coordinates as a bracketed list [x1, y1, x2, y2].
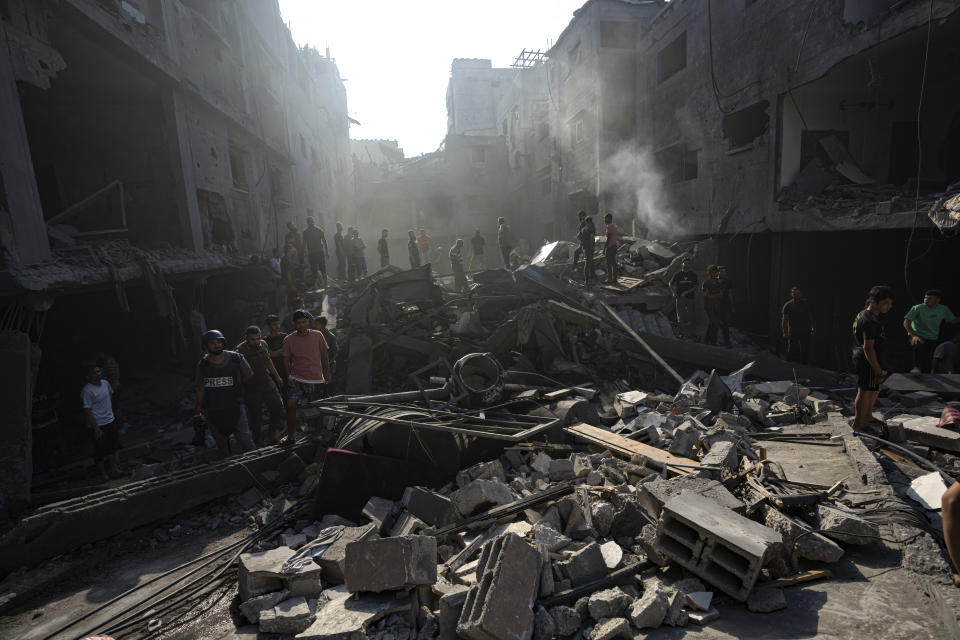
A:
[0, 0, 352, 518]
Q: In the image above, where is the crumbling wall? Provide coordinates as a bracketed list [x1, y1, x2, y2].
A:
[0, 331, 38, 521]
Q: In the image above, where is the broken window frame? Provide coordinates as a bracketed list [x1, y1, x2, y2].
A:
[655, 141, 699, 183]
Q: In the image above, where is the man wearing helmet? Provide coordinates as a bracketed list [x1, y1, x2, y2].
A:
[194, 329, 257, 454]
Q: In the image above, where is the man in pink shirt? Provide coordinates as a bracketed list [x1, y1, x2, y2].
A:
[282, 309, 331, 444]
[603, 213, 618, 284]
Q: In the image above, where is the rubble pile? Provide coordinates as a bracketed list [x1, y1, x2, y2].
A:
[227, 361, 950, 640]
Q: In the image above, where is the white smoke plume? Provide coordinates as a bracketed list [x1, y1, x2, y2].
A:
[601, 145, 687, 239]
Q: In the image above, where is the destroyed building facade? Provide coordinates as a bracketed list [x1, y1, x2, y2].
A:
[0, 0, 352, 517]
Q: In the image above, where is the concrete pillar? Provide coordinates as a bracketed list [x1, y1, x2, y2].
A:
[0, 20, 50, 266]
[161, 89, 205, 252]
[0, 331, 37, 520]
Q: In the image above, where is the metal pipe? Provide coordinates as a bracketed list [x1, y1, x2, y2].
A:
[856, 432, 954, 485]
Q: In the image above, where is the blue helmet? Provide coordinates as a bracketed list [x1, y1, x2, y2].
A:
[202, 329, 225, 347]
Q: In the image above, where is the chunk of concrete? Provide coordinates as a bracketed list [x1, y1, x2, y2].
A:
[699, 441, 737, 473]
[668, 423, 700, 458]
[534, 522, 571, 552]
[816, 505, 879, 545]
[746, 587, 787, 613]
[240, 589, 289, 624]
[316, 524, 378, 585]
[599, 541, 623, 569]
[531, 452, 553, 475]
[389, 511, 427, 537]
[259, 596, 314, 634]
[762, 506, 843, 563]
[558, 542, 607, 586]
[902, 418, 960, 453]
[533, 605, 555, 640]
[452, 479, 515, 517]
[572, 454, 594, 478]
[458, 533, 541, 640]
[282, 533, 308, 550]
[549, 459, 576, 482]
[589, 617, 631, 640]
[438, 584, 470, 640]
[636, 475, 745, 519]
[402, 486, 456, 527]
[906, 471, 949, 510]
[688, 607, 720, 625]
[685, 591, 713, 612]
[550, 604, 581, 636]
[456, 460, 507, 488]
[587, 587, 631, 619]
[629, 581, 669, 629]
[361, 496, 397, 536]
[239, 546, 295, 601]
[591, 501, 615, 538]
[344, 535, 437, 593]
[609, 501, 647, 539]
[296, 585, 410, 640]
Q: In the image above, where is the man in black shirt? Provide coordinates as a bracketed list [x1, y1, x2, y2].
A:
[470, 229, 485, 270]
[408, 229, 421, 268]
[265, 314, 287, 383]
[852, 285, 894, 433]
[236, 326, 284, 446]
[377, 229, 390, 268]
[194, 330, 256, 455]
[702, 265, 728, 346]
[781, 286, 815, 363]
[334, 222, 346, 280]
[669, 258, 699, 340]
[301, 216, 330, 289]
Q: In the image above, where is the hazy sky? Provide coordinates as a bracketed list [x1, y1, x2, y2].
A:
[278, 0, 587, 157]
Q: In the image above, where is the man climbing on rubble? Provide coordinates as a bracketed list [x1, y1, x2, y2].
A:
[282, 310, 331, 445]
[236, 326, 285, 446]
[579, 213, 597, 285]
[301, 216, 330, 290]
[469, 229, 485, 270]
[669, 257, 699, 340]
[377, 229, 390, 268]
[852, 285, 894, 433]
[497, 217, 514, 269]
[194, 330, 257, 455]
[782, 286, 815, 364]
[82, 363, 122, 482]
[408, 229, 421, 268]
[450, 238, 467, 292]
[603, 213, 618, 284]
[334, 222, 346, 280]
[903, 289, 959, 374]
[702, 265, 730, 346]
[352, 228, 368, 278]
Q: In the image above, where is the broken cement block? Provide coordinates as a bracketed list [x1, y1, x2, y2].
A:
[284, 561, 325, 599]
[316, 523, 378, 585]
[239, 546, 295, 601]
[588, 617, 631, 640]
[699, 441, 737, 474]
[533, 605, 555, 640]
[361, 496, 397, 536]
[344, 535, 437, 593]
[746, 587, 787, 613]
[456, 460, 507, 488]
[664, 590, 689, 627]
[816, 505, 879, 545]
[572, 454, 594, 478]
[296, 585, 410, 640]
[587, 587, 632, 619]
[629, 580, 669, 629]
[636, 475, 744, 519]
[259, 596, 314, 634]
[614, 391, 648, 418]
[591, 501, 615, 538]
[389, 511, 427, 537]
[558, 542, 606, 586]
[609, 501, 647, 539]
[668, 423, 700, 458]
[585, 470, 604, 486]
[402, 486, 456, 527]
[550, 604, 581, 636]
[534, 522, 571, 552]
[438, 584, 470, 640]
[688, 607, 720, 625]
[548, 459, 575, 482]
[458, 533, 541, 640]
[656, 492, 781, 601]
[902, 419, 960, 453]
[639, 524, 669, 566]
[452, 479, 515, 517]
[531, 452, 553, 475]
[599, 541, 623, 569]
[906, 471, 949, 510]
[762, 506, 843, 563]
[240, 589, 289, 624]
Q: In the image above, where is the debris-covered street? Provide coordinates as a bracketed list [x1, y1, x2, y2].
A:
[2, 2, 960, 640]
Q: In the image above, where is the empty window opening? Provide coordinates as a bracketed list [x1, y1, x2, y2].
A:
[655, 142, 698, 183]
[600, 21, 636, 49]
[657, 32, 686, 85]
[722, 100, 770, 149]
[229, 148, 247, 189]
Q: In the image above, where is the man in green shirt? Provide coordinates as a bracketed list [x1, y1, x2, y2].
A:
[903, 289, 959, 374]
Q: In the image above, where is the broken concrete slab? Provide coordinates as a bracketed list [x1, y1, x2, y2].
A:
[558, 542, 607, 587]
[343, 535, 437, 593]
[762, 506, 843, 563]
[746, 587, 787, 613]
[316, 523, 378, 585]
[900, 417, 960, 453]
[599, 541, 623, 569]
[458, 533, 541, 640]
[456, 460, 507, 488]
[240, 589, 290, 624]
[700, 441, 738, 474]
[636, 475, 745, 519]
[534, 522, 571, 552]
[296, 585, 410, 640]
[550, 604, 581, 636]
[656, 492, 781, 601]
[361, 496, 397, 536]
[688, 607, 720, 625]
[402, 486, 456, 527]
[239, 546, 295, 601]
[816, 505, 879, 545]
[452, 478, 515, 517]
[587, 586, 632, 619]
[629, 582, 669, 629]
[533, 604, 555, 640]
[259, 596, 315, 634]
[438, 584, 470, 640]
[907, 472, 949, 510]
[588, 617, 631, 640]
[685, 590, 713, 612]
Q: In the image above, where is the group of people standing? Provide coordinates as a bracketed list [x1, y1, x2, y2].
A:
[668, 259, 735, 346]
[573, 210, 620, 285]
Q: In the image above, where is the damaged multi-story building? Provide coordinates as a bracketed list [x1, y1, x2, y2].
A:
[401, 0, 960, 368]
[0, 0, 352, 517]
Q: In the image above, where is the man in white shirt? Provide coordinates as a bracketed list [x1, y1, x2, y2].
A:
[81, 364, 122, 482]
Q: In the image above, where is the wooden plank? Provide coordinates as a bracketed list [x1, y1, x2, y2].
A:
[759, 569, 832, 589]
[564, 423, 698, 476]
[601, 276, 646, 293]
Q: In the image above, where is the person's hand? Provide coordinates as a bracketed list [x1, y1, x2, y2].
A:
[92, 425, 103, 440]
[910, 335, 924, 345]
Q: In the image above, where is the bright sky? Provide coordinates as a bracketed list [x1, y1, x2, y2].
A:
[278, 0, 587, 157]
